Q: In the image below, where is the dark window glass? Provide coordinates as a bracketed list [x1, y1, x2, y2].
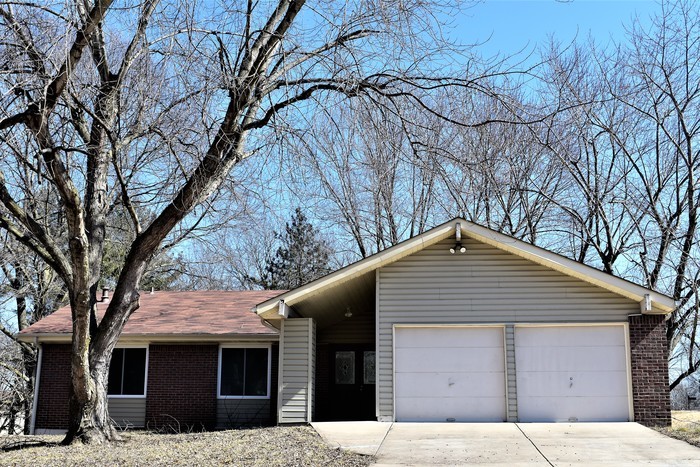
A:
[245, 348, 269, 396]
[107, 348, 146, 396]
[122, 348, 147, 395]
[107, 348, 124, 395]
[220, 348, 269, 397]
[220, 348, 245, 396]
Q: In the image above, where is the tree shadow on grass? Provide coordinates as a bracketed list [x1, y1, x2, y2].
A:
[0, 437, 60, 452]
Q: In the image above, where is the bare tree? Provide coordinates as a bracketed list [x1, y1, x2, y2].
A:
[0, 241, 65, 434]
[0, 0, 516, 443]
[539, 0, 700, 389]
[292, 101, 444, 258]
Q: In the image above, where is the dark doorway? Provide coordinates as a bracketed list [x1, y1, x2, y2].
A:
[329, 344, 376, 420]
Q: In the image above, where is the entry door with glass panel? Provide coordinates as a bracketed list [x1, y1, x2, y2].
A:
[330, 345, 375, 420]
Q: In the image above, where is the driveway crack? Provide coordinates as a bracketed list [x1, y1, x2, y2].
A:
[515, 423, 555, 467]
[373, 422, 393, 457]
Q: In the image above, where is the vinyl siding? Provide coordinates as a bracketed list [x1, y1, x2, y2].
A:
[376, 238, 639, 420]
[217, 399, 270, 427]
[108, 398, 146, 428]
[278, 318, 316, 423]
[317, 307, 374, 344]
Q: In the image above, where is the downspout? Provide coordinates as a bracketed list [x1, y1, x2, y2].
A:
[29, 339, 42, 435]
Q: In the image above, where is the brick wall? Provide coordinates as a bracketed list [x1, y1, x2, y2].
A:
[35, 344, 71, 430]
[629, 314, 671, 426]
[145, 344, 218, 431]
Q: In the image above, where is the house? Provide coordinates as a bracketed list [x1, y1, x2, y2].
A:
[20, 218, 674, 433]
[19, 290, 284, 434]
[256, 218, 674, 426]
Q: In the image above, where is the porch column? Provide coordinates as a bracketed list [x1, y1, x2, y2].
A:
[278, 318, 316, 423]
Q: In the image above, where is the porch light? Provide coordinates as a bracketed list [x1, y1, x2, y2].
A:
[344, 307, 353, 318]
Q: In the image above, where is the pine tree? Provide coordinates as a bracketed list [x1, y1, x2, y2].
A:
[254, 208, 332, 290]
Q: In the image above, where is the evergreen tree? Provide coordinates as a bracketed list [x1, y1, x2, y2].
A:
[253, 208, 332, 290]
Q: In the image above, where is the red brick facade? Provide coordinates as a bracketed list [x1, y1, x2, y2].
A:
[35, 343, 276, 431]
[145, 344, 218, 431]
[629, 314, 672, 426]
[35, 344, 71, 429]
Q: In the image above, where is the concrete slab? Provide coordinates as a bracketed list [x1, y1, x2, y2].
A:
[374, 423, 547, 466]
[518, 422, 700, 466]
[311, 421, 392, 456]
[312, 422, 700, 466]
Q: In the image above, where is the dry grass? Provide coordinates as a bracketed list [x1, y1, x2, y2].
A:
[0, 426, 372, 466]
[656, 410, 700, 448]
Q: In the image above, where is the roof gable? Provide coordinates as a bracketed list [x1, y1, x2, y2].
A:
[255, 218, 675, 318]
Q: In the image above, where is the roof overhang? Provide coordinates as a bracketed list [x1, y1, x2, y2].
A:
[254, 221, 456, 320]
[255, 218, 676, 318]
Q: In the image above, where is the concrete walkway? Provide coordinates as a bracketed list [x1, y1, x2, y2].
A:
[311, 422, 700, 466]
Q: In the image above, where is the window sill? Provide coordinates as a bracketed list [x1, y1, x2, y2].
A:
[107, 395, 147, 399]
[217, 395, 270, 400]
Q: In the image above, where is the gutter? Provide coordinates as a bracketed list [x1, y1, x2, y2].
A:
[18, 332, 280, 344]
[29, 340, 42, 435]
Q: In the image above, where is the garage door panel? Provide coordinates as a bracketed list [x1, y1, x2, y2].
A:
[516, 346, 627, 372]
[516, 326, 624, 347]
[515, 325, 630, 422]
[396, 396, 506, 422]
[395, 347, 504, 372]
[517, 396, 630, 422]
[396, 371, 506, 398]
[517, 370, 628, 397]
[394, 327, 506, 422]
[395, 327, 504, 348]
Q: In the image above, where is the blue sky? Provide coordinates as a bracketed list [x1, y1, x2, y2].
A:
[452, 0, 660, 57]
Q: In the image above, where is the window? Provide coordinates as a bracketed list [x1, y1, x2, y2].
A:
[108, 348, 147, 397]
[219, 346, 270, 398]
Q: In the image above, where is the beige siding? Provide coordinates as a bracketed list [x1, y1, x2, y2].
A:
[108, 398, 145, 428]
[317, 306, 375, 344]
[376, 238, 639, 420]
[278, 318, 316, 423]
[217, 399, 270, 427]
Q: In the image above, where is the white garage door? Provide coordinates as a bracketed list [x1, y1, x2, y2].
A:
[394, 326, 506, 422]
[515, 325, 630, 422]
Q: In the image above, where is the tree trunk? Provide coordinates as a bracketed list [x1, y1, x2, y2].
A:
[64, 355, 117, 444]
[62, 291, 119, 445]
[21, 345, 37, 435]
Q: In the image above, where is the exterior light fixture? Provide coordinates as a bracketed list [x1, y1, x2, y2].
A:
[449, 243, 467, 254]
[450, 222, 466, 254]
[344, 307, 353, 318]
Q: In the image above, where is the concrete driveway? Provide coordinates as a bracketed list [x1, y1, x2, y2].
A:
[312, 422, 700, 466]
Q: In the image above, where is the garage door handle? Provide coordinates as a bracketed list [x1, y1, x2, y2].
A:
[569, 377, 574, 388]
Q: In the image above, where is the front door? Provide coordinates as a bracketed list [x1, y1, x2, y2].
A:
[330, 345, 376, 420]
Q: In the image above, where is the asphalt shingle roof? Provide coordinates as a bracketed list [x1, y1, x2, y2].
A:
[20, 290, 284, 337]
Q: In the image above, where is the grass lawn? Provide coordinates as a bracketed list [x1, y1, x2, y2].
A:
[656, 410, 700, 448]
[0, 426, 372, 466]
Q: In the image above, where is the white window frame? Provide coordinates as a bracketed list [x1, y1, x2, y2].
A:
[107, 345, 149, 399]
[217, 344, 272, 400]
